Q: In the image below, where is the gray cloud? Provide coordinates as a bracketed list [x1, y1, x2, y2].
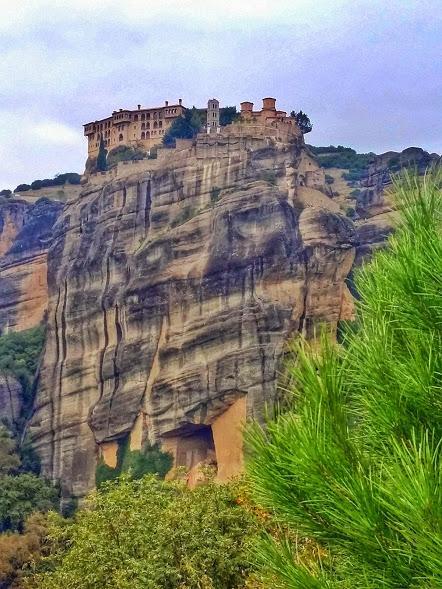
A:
[0, 0, 441, 188]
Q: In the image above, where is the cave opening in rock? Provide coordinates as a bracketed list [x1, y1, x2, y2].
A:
[172, 424, 217, 472]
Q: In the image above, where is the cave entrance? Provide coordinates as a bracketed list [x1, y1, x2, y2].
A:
[170, 424, 216, 472]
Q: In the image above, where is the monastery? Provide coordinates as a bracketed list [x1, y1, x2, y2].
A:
[83, 97, 298, 159]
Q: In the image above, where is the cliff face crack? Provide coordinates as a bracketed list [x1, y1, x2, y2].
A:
[106, 304, 123, 436]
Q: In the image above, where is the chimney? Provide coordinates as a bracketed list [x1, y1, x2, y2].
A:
[138, 104, 141, 110]
[240, 101, 254, 113]
[262, 97, 276, 111]
[119, 108, 123, 112]
[178, 98, 182, 106]
[165, 100, 169, 106]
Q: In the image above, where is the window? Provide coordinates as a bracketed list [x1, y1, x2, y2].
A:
[141, 123, 145, 129]
[159, 120, 162, 128]
[154, 121, 158, 128]
[134, 115, 138, 121]
[146, 113, 150, 119]
[119, 133, 123, 141]
[141, 114, 145, 120]
[141, 132, 145, 139]
[146, 122, 150, 129]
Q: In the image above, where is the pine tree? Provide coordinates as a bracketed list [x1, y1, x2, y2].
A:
[96, 136, 107, 171]
[247, 168, 442, 588]
[291, 110, 313, 134]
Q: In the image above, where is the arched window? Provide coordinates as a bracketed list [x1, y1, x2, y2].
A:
[141, 132, 145, 140]
[141, 123, 145, 129]
[134, 115, 138, 121]
[159, 121, 162, 128]
[146, 113, 150, 119]
[119, 133, 123, 141]
[141, 114, 145, 120]
[146, 122, 150, 129]
[154, 121, 158, 128]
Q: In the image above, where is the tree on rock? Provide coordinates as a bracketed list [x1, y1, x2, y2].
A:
[96, 137, 107, 172]
[291, 110, 313, 134]
[163, 107, 203, 147]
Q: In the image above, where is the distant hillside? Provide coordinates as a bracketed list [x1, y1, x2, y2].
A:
[0, 173, 82, 204]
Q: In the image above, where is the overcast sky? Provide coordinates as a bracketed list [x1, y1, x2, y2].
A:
[0, 0, 441, 189]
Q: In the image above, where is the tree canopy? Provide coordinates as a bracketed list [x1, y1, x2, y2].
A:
[163, 107, 203, 147]
[30, 475, 261, 589]
[291, 110, 313, 134]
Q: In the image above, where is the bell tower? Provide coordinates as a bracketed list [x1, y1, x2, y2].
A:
[206, 98, 220, 134]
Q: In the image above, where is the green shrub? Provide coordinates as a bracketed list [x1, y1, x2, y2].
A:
[210, 186, 221, 203]
[106, 145, 146, 168]
[247, 169, 442, 588]
[0, 326, 45, 412]
[14, 184, 32, 193]
[219, 106, 238, 126]
[163, 107, 202, 147]
[345, 205, 356, 218]
[95, 437, 172, 487]
[31, 476, 261, 589]
[0, 427, 58, 532]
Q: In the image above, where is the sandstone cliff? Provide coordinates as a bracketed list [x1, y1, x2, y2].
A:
[28, 124, 356, 499]
[355, 147, 440, 263]
[0, 197, 63, 334]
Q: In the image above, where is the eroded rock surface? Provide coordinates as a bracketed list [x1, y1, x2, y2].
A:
[355, 147, 440, 263]
[0, 198, 63, 333]
[30, 125, 356, 498]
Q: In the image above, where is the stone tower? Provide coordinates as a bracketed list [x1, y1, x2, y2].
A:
[206, 98, 220, 134]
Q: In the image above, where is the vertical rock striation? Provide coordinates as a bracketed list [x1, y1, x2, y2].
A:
[0, 197, 63, 333]
[30, 124, 356, 498]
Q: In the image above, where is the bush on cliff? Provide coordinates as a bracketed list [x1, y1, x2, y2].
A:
[106, 145, 146, 168]
[0, 427, 58, 533]
[29, 475, 262, 589]
[246, 169, 442, 588]
[163, 107, 202, 147]
[95, 437, 172, 487]
[0, 326, 45, 420]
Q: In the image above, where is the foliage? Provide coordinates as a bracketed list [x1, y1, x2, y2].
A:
[290, 110, 313, 134]
[96, 138, 108, 172]
[14, 174, 81, 193]
[0, 428, 58, 533]
[220, 106, 238, 126]
[163, 107, 202, 147]
[106, 145, 145, 168]
[0, 326, 45, 416]
[246, 169, 442, 588]
[0, 474, 58, 533]
[95, 437, 172, 487]
[345, 205, 356, 218]
[0, 427, 20, 475]
[210, 186, 221, 203]
[0, 189, 12, 198]
[30, 475, 261, 589]
[308, 145, 375, 181]
[14, 184, 32, 192]
[0, 512, 50, 589]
